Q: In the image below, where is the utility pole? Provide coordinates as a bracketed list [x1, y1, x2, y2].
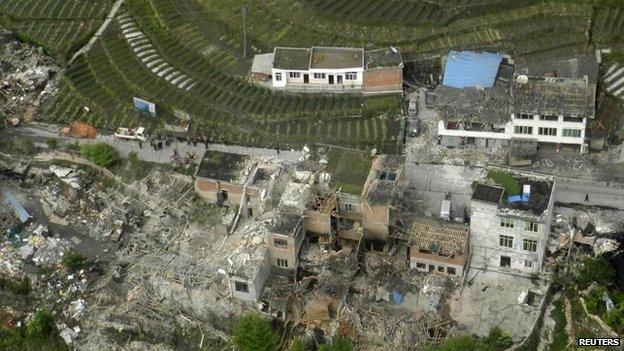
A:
[242, 5, 248, 59]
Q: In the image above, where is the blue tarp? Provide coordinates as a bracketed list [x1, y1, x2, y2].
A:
[2, 191, 30, 223]
[392, 291, 404, 305]
[507, 195, 522, 203]
[442, 50, 503, 88]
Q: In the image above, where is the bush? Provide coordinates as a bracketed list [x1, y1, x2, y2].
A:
[0, 310, 67, 351]
[79, 143, 119, 167]
[46, 139, 58, 150]
[0, 276, 31, 295]
[603, 302, 624, 334]
[289, 339, 307, 351]
[26, 310, 56, 340]
[318, 337, 353, 351]
[576, 257, 615, 290]
[484, 326, 512, 351]
[61, 251, 91, 272]
[10, 139, 37, 156]
[585, 286, 607, 315]
[231, 314, 279, 351]
[424, 335, 488, 351]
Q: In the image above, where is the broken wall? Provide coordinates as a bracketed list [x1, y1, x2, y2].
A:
[304, 209, 332, 235]
[363, 67, 403, 93]
[362, 204, 390, 242]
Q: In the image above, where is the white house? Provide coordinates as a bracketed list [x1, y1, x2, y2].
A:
[251, 46, 403, 94]
[435, 52, 598, 153]
[469, 170, 555, 276]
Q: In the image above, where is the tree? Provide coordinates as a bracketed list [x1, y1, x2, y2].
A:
[318, 337, 353, 351]
[79, 143, 119, 167]
[576, 257, 615, 290]
[231, 314, 279, 351]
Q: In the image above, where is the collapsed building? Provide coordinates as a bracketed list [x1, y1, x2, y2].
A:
[470, 170, 555, 275]
[409, 219, 470, 277]
[435, 51, 598, 154]
[194, 150, 281, 219]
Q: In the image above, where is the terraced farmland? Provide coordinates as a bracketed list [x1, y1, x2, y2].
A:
[4, 0, 623, 152]
[0, 0, 113, 61]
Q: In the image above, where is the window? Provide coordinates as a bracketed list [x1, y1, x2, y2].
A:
[276, 258, 288, 268]
[517, 114, 532, 120]
[538, 127, 557, 136]
[416, 262, 426, 269]
[514, 126, 533, 135]
[524, 260, 534, 268]
[345, 72, 357, 80]
[500, 217, 514, 228]
[500, 256, 511, 268]
[562, 129, 582, 138]
[499, 235, 513, 248]
[525, 221, 538, 232]
[378, 171, 397, 181]
[539, 115, 559, 121]
[234, 281, 249, 293]
[563, 116, 583, 123]
[437, 266, 445, 272]
[342, 203, 357, 212]
[523, 239, 538, 252]
[313, 73, 326, 79]
[447, 267, 456, 275]
[288, 72, 300, 78]
[274, 238, 288, 248]
[275, 73, 282, 81]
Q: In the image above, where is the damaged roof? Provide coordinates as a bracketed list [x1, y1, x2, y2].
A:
[512, 77, 596, 118]
[472, 184, 504, 204]
[473, 171, 554, 215]
[515, 55, 599, 84]
[434, 85, 511, 125]
[364, 48, 403, 69]
[270, 211, 304, 236]
[196, 150, 250, 183]
[410, 219, 469, 255]
[326, 147, 372, 196]
[362, 155, 406, 205]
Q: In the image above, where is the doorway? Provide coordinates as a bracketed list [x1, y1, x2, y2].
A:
[303, 74, 309, 84]
[337, 75, 343, 84]
[328, 75, 334, 85]
[500, 256, 511, 268]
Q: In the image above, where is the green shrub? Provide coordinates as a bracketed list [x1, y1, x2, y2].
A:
[487, 170, 520, 196]
[424, 335, 488, 351]
[585, 286, 607, 315]
[61, 251, 91, 272]
[484, 326, 512, 351]
[576, 257, 615, 291]
[79, 143, 119, 167]
[604, 302, 624, 334]
[0, 276, 31, 295]
[318, 337, 353, 351]
[46, 139, 58, 150]
[10, 139, 37, 156]
[231, 314, 279, 351]
[289, 339, 307, 351]
[26, 310, 56, 340]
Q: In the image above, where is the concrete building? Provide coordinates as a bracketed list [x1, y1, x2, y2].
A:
[251, 46, 403, 94]
[469, 170, 555, 275]
[227, 236, 271, 302]
[435, 51, 598, 153]
[267, 211, 306, 272]
[194, 151, 280, 218]
[409, 219, 470, 277]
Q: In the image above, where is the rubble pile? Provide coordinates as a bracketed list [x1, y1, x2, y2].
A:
[0, 30, 59, 125]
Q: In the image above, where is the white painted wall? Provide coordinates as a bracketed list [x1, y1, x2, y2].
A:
[271, 67, 363, 88]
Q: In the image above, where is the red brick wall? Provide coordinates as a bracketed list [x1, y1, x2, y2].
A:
[363, 68, 403, 92]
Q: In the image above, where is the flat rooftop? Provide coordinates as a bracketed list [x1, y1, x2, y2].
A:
[310, 47, 363, 70]
[273, 47, 311, 70]
[196, 150, 250, 183]
[472, 184, 504, 204]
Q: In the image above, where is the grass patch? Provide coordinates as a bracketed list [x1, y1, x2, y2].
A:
[0, 276, 31, 295]
[487, 170, 520, 196]
[0, 310, 68, 351]
[79, 143, 119, 168]
[61, 251, 92, 272]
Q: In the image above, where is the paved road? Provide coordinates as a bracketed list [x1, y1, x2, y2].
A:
[554, 177, 624, 210]
[4, 123, 303, 164]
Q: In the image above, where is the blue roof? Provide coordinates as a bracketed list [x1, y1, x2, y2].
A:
[2, 191, 30, 223]
[442, 50, 503, 88]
